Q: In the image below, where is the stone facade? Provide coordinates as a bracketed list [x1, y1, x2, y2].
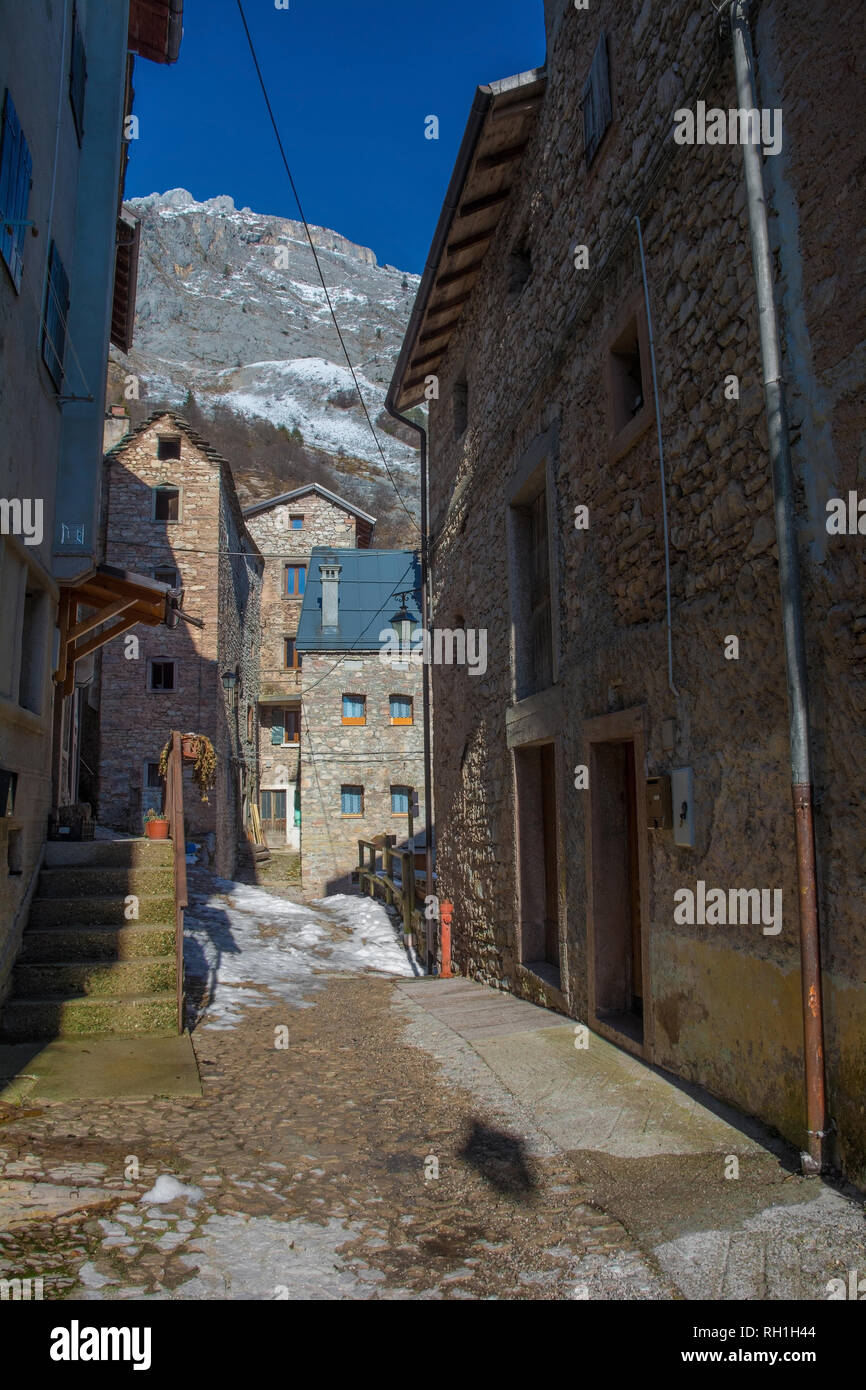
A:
[298, 649, 425, 897]
[398, 1, 866, 1181]
[244, 486, 374, 849]
[98, 414, 262, 877]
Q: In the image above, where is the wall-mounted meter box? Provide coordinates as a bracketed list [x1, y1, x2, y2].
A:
[645, 775, 672, 830]
[672, 766, 694, 848]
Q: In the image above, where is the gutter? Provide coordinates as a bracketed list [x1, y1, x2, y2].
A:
[730, 0, 828, 1174]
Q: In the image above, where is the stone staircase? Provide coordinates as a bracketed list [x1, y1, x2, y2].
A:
[0, 838, 178, 1040]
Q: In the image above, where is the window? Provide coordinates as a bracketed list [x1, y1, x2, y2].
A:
[157, 436, 181, 461]
[290, 515, 303, 529]
[610, 316, 645, 431]
[342, 695, 366, 725]
[0, 768, 18, 817]
[508, 242, 532, 298]
[154, 565, 179, 588]
[153, 486, 180, 522]
[390, 695, 413, 725]
[341, 785, 364, 816]
[283, 709, 300, 744]
[145, 762, 161, 788]
[0, 541, 25, 702]
[148, 660, 176, 692]
[69, 4, 87, 143]
[42, 242, 70, 389]
[582, 31, 612, 168]
[284, 637, 302, 669]
[391, 785, 411, 815]
[247, 704, 254, 742]
[0, 90, 33, 292]
[18, 584, 49, 713]
[286, 565, 306, 597]
[527, 490, 553, 694]
[453, 376, 468, 438]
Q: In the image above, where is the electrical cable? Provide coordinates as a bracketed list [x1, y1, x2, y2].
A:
[234, 0, 420, 535]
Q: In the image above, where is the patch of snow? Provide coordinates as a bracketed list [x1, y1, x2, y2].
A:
[140, 1174, 205, 1206]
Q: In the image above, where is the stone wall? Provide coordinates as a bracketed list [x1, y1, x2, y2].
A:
[245, 489, 366, 847]
[423, 0, 866, 1180]
[300, 651, 424, 896]
[99, 417, 261, 877]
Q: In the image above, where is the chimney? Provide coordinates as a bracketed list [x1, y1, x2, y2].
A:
[319, 559, 342, 631]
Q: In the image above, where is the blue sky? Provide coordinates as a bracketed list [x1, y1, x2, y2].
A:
[125, 0, 546, 275]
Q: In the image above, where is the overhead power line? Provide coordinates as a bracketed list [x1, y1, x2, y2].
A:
[234, 0, 420, 535]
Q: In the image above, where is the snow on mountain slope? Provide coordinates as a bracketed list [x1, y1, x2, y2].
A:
[111, 189, 422, 511]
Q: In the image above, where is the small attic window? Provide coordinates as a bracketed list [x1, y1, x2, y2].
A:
[453, 376, 468, 439]
[508, 243, 532, 298]
[157, 435, 181, 461]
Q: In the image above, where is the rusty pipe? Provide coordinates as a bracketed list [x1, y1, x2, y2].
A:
[731, 0, 828, 1172]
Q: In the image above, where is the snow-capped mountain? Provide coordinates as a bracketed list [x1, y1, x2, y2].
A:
[110, 189, 422, 531]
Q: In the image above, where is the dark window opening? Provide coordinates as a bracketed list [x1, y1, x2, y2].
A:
[527, 489, 553, 696]
[453, 376, 468, 438]
[157, 436, 181, 461]
[284, 638, 302, 669]
[582, 30, 612, 168]
[508, 242, 532, 298]
[0, 91, 33, 293]
[153, 486, 180, 522]
[69, 4, 87, 143]
[610, 317, 645, 432]
[149, 660, 175, 692]
[154, 565, 179, 588]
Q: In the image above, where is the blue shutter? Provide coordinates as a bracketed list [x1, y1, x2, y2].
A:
[42, 242, 70, 388]
[341, 786, 363, 815]
[391, 787, 409, 814]
[0, 91, 33, 292]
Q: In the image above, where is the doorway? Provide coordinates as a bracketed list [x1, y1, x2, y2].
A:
[260, 788, 287, 847]
[586, 710, 649, 1050]
[515, 741, 561, 987]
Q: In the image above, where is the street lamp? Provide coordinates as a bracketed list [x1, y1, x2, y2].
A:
[222, 670, 238, 710]
[390, 592, 416, 655]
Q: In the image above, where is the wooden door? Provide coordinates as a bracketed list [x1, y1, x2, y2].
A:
[261, 789, 287, 846]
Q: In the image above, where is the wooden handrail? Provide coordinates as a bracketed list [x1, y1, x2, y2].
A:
[163, 730, 187, 1034]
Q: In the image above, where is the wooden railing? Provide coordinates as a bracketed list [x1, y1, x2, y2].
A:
[163, 730, 187, 1033]
[357, 836, 423, 951]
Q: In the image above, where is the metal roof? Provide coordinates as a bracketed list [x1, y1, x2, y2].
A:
[388, 67, 546, 414]
[295, 548, 422, 652]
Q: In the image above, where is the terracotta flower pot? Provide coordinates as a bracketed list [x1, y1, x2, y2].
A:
[145, 818, 170, 840]
[181, 735, 199, 760]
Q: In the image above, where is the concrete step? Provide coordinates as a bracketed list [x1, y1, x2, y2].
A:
[13, 958, 176, 999]
[44, 838, 174, 869]
[37, 866, 174, 898]
[0, 992, 177, 1039]
[18, 923, 175, 963]
[29, 895, 175, 929]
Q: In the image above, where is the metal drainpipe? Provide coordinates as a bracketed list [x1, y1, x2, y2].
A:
[730, 0, 828, 1174]
[384, 405, 435, 974]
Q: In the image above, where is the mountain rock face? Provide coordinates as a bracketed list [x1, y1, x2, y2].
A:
[109, 189, 423, 540]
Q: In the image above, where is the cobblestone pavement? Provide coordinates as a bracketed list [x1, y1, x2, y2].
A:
[0, 878, 672, 1301]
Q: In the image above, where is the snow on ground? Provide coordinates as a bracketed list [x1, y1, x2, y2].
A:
[184, 882, 418, 1029]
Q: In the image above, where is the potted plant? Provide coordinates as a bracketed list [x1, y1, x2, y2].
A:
[159, 732, 217, 804]
[144, 807, 170, 840]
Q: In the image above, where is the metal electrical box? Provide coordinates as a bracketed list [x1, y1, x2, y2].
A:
[645, 775, 672, 830]
[672, 766, 695, 848]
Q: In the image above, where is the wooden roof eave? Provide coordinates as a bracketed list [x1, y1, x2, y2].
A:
[53, 565, 184, 697]
[386, 68, 546, 416]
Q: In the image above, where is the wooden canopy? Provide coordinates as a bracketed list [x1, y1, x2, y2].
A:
[53, 565, 179, 697]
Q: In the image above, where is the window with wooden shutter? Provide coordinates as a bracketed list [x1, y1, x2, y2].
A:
[581, 31, 612, 169]
[0, 91, 33, 293]
[270, 723, 284, 745]
[42, 242, 70, 389]
[69, 5, 87, 144]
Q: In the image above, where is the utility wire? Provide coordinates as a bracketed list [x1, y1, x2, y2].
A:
[234, 0, 420, 535]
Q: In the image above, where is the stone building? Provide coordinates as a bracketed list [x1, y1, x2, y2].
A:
[0, 1, 182, 1004]
[388, 0, 866, 1182]
[295, 549, 425, 895]
[243, 486, 375, 850]
[99, 413, 263, 877]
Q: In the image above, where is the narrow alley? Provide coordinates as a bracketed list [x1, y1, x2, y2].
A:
[1, 874, 861, 1302]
